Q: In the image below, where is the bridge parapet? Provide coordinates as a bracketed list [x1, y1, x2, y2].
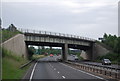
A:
[18, 28, 96, 42]
[25, 35, 90, 46]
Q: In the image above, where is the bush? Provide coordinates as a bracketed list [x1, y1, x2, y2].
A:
[79, 56, 84, 60]
[97, 52, 120, 63]
[28, 47, 34, 60]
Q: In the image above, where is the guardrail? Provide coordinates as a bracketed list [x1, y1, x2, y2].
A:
[65, 61, 120, 80]
[17, 28, 96, 42]
[20, 60, 35, 69]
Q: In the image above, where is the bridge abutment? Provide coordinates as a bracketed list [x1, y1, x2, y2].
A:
[85, 49, 93, 61]
[2, 34, 28, 58]
[92, 43, 110, 60]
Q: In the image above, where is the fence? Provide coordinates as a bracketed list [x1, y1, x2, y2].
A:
[66, 61, 120, 80]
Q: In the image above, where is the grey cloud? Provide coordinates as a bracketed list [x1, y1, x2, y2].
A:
[2, 1, 118, 39]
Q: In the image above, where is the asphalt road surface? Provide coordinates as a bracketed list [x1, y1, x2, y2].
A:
[38, 55, 119, 69]
[29, 56, 112, 81]
[38, 54, 79, 62]
[38, 55, 61, 61]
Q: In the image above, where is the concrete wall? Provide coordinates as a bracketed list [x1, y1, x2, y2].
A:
[80, 50, 92, 60]
[80, 43, 110, 60]
[80, 50, 88, 60]
[92, 43, 110, 60]
[2, 34, 28, 58]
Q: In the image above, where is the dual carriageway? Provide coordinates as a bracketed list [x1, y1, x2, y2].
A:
[23, 55, 120, 81]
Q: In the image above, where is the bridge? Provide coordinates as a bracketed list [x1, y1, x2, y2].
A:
[22, 29, 95, 60]
[2, 28, 109, 61]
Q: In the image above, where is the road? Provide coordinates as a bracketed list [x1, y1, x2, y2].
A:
[38, 55, 60, 62]
[29, 56, 113, 81]
[67, 55, 119, 69]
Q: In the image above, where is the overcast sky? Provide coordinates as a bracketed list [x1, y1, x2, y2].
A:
[1, 0, 119, 39]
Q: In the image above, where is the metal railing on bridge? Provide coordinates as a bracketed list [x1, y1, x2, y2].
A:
[18, 28, 96, 42]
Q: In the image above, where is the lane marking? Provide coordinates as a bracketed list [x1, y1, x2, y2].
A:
[58, 71, 60, 73]
[49, 63, 51, 66]
[59, 63, 108, 81]
[22, 63, 34, 79]
[29, 62, 38, 81]
[49, 63, 54, 68]
[62, 76, 66, 79]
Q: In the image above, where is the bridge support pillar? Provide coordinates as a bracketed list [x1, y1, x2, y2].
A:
[50, 46, 52, 50]
[85, 44, 100, 61]
[38, 46, 41, 54]
[41, 46, 45, 49]
[49, 46, 52, 54]
[62, 43, 68, 61]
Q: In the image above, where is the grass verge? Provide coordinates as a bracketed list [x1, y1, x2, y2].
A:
[2, 48, 29, 79]
[32, 54, 46, 60]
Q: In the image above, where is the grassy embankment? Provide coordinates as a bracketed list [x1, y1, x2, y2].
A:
[2, 48, 30, 79]
[1, 29, 22, 42]
[32, 54, 46, 60]
[2, 46, 46, 79]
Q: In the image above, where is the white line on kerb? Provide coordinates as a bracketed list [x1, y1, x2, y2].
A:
[29, 62, 38, 81]
[62, 76, 65, 79]
[59, 63, 108, 81]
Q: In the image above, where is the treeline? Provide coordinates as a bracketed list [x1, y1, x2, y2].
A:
[98, 33, 120, 63]
[35, 48, 61, 55]
[28, 46, 81, 59]
[102, 33, 120, 54]
[29, 48, 81, 55]
[1, 24, 21, 42]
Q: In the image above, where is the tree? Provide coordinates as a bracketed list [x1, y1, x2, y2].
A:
[28, 47, 35, 60]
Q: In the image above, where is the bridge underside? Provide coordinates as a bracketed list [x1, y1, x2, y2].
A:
[25, 41, 90, 50]
[25, 41, 93, 61]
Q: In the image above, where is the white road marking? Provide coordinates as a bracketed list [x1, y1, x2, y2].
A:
[59, 63, 108, 81]
[49, 63, 51, 66]
[22, 62, 33, 79]
[62, 76, 66, 79]
[29, 62, 38, 81]
[58, 71, 60, 73]
[49, 63, 54, 68]
[51, 66, 53, 68]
